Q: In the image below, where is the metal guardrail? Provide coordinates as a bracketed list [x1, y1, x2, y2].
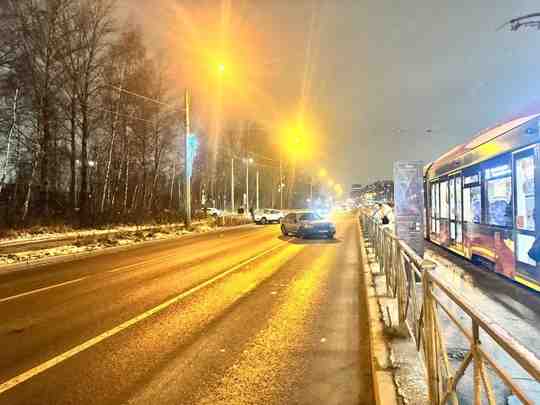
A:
[360, 212, 540, 405]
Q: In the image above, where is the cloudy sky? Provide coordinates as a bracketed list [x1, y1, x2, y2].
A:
[118, 0, 540, 187]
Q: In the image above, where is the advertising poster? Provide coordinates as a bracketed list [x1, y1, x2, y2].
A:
[394, 161, 425, 257]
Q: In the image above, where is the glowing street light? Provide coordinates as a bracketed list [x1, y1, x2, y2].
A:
[318, 168, 327, 178]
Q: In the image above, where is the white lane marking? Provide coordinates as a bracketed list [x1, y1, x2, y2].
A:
[0, 277, 89, 304]
[0, 242, 285, 395]
[0, 230, 271, 303]
[105, 230, 266, 274]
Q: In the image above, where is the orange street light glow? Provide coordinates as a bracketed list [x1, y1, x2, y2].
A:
[281, 122, 315, 162]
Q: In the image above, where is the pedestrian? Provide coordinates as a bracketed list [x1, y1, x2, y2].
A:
[382, 203, 395, 225]
[249, 206, 255, 221]
[372, 204, 383, 223]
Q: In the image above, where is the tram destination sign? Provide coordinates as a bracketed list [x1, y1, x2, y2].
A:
[393, 161, 425, 257]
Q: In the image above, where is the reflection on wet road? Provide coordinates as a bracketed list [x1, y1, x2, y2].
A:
[0, 215, 372, 405]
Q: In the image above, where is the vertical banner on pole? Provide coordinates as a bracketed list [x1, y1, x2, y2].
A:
[394, 160, 425, 257]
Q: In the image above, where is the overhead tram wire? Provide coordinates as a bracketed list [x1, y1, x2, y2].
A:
[107, 84, 281, 167]
[219, 144, 280, 170]
[498, 12, 540, 31]
[97, 84, 186, 126]
[91, 105, 162, 125]
[106, 85, 184, 114]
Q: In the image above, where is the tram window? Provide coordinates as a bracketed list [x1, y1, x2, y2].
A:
[456, 177, 462, 220]
[464, 174, 479, 185]
[434, 183, 439, 218]
[464, 186, 481, 223]
[440, 181, 449, 218]
[516, 155, 535, 231]
[485, 164, 511, 180]
[431, 185, 436, 218]
[449, 178, 455, 220]
[486, 176, 512, 227]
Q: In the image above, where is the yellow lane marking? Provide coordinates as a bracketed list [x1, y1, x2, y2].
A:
[0, 242, 285, 396]
[0, 276, 89, 304]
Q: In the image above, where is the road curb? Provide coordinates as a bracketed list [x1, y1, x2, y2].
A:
[357, 220, 400, 405]
[0, 223, 256, 276]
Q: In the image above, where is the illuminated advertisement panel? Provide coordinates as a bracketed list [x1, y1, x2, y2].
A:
[394, 161, 425, 257]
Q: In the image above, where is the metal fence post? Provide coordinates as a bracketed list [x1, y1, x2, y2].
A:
[359, 210, 540, 404]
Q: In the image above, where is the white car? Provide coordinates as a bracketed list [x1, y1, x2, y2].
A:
[253, 209, 283, 224]
[204, 207, 222, 217]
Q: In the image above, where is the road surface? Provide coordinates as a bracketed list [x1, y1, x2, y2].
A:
[0, 214, 373, 405]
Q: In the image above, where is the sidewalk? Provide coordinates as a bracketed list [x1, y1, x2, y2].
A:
[357, 221, 415, 405]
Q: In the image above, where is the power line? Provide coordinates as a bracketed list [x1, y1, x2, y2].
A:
[91, 105, 165, 125]
[499, 12, 540, 31]
[107, 84, 183, 111]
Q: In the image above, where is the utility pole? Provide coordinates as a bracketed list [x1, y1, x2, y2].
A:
[279, 150, 283, 210]
[231, 157, 235, 213]
[184, 89, 191, 228]
[245, 158, 249, 212]
[256, 169, 260, 210]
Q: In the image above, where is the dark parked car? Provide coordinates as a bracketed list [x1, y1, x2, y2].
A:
[281, 211, 336, 239]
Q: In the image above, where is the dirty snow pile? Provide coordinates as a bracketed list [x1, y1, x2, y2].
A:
[0, 222, 216, 266]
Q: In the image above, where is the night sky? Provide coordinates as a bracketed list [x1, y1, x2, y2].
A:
[119, 0, 540, 187]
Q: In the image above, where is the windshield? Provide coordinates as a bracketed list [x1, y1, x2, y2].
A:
[299, 212, 322, 221]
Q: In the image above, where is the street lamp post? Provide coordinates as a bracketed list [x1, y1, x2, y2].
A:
[279, 150, 283, 210]
[256, 169, 260, 210]
[244, 157, 253, 212]
[231, 157, 235, 213]
[184, 89, 191, 228]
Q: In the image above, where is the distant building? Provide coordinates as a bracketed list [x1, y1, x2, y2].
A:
[358, 180, 394, 203]
[350, 184, 363, 199]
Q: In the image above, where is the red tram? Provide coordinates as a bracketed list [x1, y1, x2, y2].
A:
[424, 113, 540, 292]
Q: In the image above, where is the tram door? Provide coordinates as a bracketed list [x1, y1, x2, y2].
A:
[448, 173, 463, 250]
[513, 147, 538, 285]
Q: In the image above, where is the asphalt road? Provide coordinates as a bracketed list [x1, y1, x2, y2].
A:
[0, 214, 373, 405]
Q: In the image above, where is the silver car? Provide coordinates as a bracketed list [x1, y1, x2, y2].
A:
[281, 211, 336, 239]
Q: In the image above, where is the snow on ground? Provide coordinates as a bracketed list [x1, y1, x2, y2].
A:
[0, 222, 194, 243]
[364, 248, 430, 405]
[0, 222, 218, 266]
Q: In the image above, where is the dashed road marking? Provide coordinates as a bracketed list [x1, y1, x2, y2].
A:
[0, 242, 285, 396]
[0, 231, 271, 304]
[0, 276, 89, 304]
